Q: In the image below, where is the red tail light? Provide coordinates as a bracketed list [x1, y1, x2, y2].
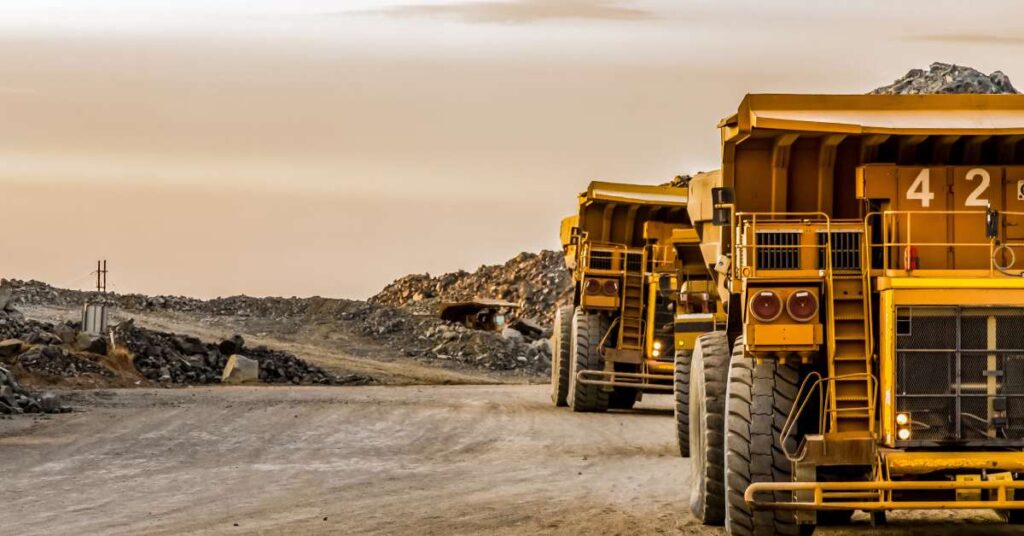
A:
[786, 290, 818, 322]
[749, 290, 783, 322]
[602, 280, 619, 296]
[584, 279, 601, 294]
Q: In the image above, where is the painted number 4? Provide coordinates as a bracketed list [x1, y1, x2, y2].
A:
[906, 169, 934, 207]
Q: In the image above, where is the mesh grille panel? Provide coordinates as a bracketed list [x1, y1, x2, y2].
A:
[755, 231, 800, 270]
[817, 231, 862, 271]
[896, 307, 1024, 444]
[589, 250, 613, 270]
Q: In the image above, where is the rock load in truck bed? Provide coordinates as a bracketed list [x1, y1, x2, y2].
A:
[872, 62, 1018, 95]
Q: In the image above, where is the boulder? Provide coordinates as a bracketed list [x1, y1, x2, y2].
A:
[501, 327, 524, 341]
[221, 354, 259, 384]
[25, 331, 62, 345]
[0, 339, 23, 359]
[38, 393, 63, 414]
[219, 335, 245, 356]
[75, 333, 108, 355]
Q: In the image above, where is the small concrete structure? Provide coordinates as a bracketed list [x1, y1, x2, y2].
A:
[81, 303, 110, 336]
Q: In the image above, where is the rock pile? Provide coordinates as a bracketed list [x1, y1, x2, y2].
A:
[336, 300, 552, 374]
[5, 279, 310, 320]
[112, 321, 369, 386]
[370, 250, 571, 327]
[872, 62, 1018, 95]
[0, 366, 66, 415]
[15, 345, 113, 379]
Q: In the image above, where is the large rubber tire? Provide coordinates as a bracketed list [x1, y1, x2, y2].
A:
[723, 336, 806, 536]
[689, 331, 730, 525]
[568, 310, 610, 413]
[550, 305, 575, 407]
[674, 349, 692, 458]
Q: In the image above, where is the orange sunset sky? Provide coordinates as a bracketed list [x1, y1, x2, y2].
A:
[3, 0, 1024, 298]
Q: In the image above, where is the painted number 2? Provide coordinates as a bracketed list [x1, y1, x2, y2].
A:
[905, 168, 990, 208]
[964, 168, 990, 207]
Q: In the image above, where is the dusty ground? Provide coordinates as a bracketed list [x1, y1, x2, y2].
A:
[1, 385, 1018, 536]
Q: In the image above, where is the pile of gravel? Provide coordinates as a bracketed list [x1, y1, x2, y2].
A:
[370, 250, 571, 328]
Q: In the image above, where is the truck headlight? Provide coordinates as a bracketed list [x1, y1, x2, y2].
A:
[897, 428, 911, 441]
[653, 341, 663, 351]
[896, 413, 910, 426]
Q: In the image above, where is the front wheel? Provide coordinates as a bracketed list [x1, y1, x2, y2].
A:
[688, 331, 729, 525]
[567, 309, 609, 413]
[723, 337, 806, 536]
[550, 305, 574, 407]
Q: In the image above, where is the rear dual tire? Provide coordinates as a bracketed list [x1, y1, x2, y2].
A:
[674, 349, 692, 458]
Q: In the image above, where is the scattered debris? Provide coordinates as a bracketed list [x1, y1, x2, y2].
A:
[872, 62, 1018, 95]
[112, 321, 366, 386]
[0, 366, 68, 415]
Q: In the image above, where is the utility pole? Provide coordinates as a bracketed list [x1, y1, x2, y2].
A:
[95, 260, 107, 294]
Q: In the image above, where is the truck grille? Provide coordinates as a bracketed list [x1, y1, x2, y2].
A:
[589, 250, 613, 270]
[895, 307, 1024, 445]
[755, 231, 800, 270]
[817, 231, 862, 271]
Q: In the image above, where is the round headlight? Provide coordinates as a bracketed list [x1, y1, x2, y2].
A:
[602, 280, 619, 296]
[896, 413, 910, 426]
[786, 290, 818, 322]
[897, 428, 911, 441]
[584, 279, 601, 294]
[749, 290, 783, 322]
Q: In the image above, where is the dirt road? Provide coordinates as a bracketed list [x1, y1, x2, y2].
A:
[0, 385, 1016, 535]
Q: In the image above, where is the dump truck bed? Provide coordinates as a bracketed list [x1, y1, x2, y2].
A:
[568, 181, 689, 250]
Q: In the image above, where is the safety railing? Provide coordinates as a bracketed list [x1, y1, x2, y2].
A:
[732, 212, 837, 279]
[864, 209, 1024, 274]
[580, 241, 629, 274]
[645, 244, 677, 273]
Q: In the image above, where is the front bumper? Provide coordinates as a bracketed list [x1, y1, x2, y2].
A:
[747, 450, 1024, 511]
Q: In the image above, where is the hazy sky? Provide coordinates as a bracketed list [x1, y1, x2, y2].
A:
[3, 0, 1024, 298]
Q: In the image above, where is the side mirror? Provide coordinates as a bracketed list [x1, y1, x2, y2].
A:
[711, 187, 734, 226]
[712, 187, 735, 204]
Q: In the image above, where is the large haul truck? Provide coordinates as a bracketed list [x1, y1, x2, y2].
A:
[551, 181, 690, 412]
[677, 94, 1024, 534]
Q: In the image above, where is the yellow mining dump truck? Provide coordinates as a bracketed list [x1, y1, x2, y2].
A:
[679, 94, 1024, 534]
[551, 181, 690, 412]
